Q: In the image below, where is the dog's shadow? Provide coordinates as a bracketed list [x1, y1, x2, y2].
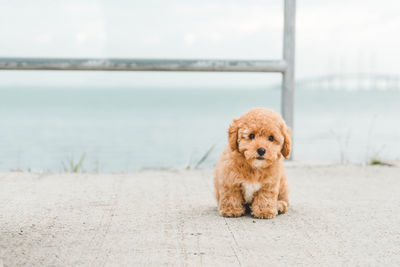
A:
[182, 204, 287, 220]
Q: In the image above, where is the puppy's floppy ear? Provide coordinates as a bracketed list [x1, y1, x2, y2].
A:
[228, 119, 239, 152]
[281, 124, 292, 159]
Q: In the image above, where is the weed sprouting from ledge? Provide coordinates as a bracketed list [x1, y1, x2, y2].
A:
[62, 153, 86, 173]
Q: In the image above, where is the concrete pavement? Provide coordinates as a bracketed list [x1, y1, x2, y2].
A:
[0, 164, 399, 266]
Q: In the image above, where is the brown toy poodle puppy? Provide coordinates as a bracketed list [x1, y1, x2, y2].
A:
[214, 108, 291, 219]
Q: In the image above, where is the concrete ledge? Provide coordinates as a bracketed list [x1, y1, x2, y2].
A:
[1, 164, 399, 266]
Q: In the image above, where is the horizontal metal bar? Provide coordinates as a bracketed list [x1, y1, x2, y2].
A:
[0, 58, 287, 73]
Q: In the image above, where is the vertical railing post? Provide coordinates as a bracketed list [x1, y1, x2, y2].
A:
[282, 0, 296, 158]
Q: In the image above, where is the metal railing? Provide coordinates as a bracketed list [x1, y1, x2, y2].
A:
[0, 0, 296, 145]
[0, 58, 288, 72]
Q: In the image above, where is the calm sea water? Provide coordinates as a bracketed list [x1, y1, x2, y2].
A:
[1, 87, 399, 172]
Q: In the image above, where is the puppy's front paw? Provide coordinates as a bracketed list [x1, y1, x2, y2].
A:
[219, 199, 245, 217]
[251, 204, 277, 219]
[277, 200, 288, 214]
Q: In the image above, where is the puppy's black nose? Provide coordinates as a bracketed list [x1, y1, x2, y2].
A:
[257, 148, 266, 156]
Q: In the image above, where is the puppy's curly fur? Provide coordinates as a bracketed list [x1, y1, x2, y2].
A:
[214, 108, 291, 219]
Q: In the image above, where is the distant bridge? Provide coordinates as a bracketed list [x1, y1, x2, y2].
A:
[297, 73, 400, 90]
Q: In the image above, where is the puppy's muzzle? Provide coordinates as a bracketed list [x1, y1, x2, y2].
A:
[256, 147, 266, 160]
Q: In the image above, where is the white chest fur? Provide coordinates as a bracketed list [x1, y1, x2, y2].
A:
[242, 182, 262, 204]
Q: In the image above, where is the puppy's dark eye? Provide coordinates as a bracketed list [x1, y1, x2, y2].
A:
[268, 135, 274, 141]
[249, 133, 255, 139]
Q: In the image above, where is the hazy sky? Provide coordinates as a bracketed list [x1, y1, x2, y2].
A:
[0, 0, 399, 88]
